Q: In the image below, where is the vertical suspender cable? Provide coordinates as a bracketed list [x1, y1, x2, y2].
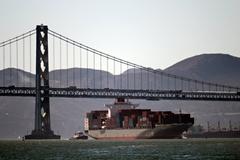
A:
[52, 35, 55, 88]
[107, 57, 109, 88]
[93, 51, 95, 88]
[158, 73, 161, 90]
[29, 34, 32, 87]
[3, 46, 5, 86]
[150, 72, 152, 90]
[23, 37, 25, 87]
[16, 41, 18, 87]
[140, 68, 143, 90]
[174, 76, 176, 90]
[147, 69, 149, 90]
[154, 71, 156, 90]
[86, 49, 88, 88]
[100, 55, 102, 89]
[195, 80, 197, 91]
[127, 63, 129, 89]
[167, 75, 170, 90]
[191, 80, 193, 91]
[133, 65, 135, 90]
[113, 58, 115, 89]
[79, 47, 82, 88]
[73, 43, 75, 86]
[9, 40, 12, 85]
[161, 73, 163, 90]
[181, 78, 183, 91]
[120, 61, 122, 89]
[59, 39, 62, 88]
[66, 40, 68, 87]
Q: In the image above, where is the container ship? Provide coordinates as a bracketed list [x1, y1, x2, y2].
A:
[84, 98, 194, 139]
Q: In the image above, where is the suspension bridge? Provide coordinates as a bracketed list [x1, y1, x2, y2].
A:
[0, 25, 239, 139]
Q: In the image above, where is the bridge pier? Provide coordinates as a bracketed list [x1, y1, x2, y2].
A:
[25, 130, 60, 139]
[25, 25, 60, 139]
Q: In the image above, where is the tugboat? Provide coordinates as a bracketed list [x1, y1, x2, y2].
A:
[69, 131, 88, 140]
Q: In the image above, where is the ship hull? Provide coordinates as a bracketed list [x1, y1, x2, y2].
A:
[86, 123, 192, 139]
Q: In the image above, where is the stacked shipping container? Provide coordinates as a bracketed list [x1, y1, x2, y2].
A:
[87, 109, 194, 130]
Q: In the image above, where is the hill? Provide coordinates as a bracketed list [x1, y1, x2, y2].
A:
[0, 53, 240, 139]
[164, 54, 240, 86]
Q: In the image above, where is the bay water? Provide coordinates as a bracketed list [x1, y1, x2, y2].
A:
[0, 139, 239, 160]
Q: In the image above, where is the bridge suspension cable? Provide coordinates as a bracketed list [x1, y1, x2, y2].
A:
[0, 27, 239, 93]
[48, 29, 240, 92]
[0, 29, 35, 48]
[0, 29, 36, 88]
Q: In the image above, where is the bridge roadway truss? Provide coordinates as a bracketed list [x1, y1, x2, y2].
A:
[0, 87, 239, 101]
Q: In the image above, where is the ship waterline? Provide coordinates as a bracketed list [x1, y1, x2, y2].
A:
[87, 123, 193, 139]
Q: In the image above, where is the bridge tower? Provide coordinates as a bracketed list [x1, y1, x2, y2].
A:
[25, 25, 60, 139]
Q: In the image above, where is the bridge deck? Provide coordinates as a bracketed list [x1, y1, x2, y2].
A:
[0, 87, 239, 101]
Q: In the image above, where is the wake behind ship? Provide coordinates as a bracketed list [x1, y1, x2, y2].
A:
[84, 98, 194, 139]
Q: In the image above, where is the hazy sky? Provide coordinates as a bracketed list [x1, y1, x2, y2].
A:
[1, 0, 240, 70]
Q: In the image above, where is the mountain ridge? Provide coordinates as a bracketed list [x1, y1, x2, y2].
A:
[0, 53, 240, 139]
[164, 53, 240, 86]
